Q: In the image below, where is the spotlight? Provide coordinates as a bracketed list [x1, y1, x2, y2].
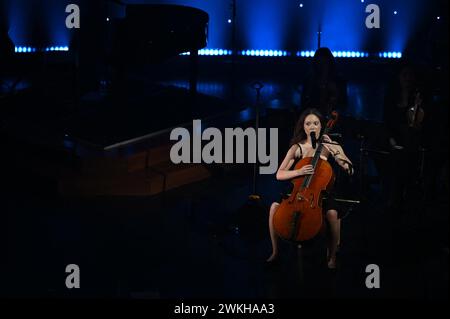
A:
[394, 11, 398, 15]
[437, 16, 440, 20]
[106, 17, 110, 22]
[361, 0, 364, 2]
[228, 19, 232, 23]
[299, 3, 303, 8]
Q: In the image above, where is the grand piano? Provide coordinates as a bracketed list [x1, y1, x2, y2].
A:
[65, 1, 217, 146]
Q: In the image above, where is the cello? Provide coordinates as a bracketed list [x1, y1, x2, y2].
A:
[273, 112, 339, 242]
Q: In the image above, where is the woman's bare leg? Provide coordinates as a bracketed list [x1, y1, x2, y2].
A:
[267, 202, 280, 262]
[326, 209, 340, 269]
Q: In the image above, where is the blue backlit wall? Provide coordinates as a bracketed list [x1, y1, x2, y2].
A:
[5, 0, 71, 48]
[3, 0, 434, 55]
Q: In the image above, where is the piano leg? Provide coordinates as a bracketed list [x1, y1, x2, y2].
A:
[189, 49, 199, 98]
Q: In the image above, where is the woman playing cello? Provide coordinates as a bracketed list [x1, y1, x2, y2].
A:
[267, 108, 353, 269]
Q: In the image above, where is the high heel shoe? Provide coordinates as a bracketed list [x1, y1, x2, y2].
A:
[327, 256, 337, 270]
[264, 254, 280, 269]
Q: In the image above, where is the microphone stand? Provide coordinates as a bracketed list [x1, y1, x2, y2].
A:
[230, 0, 237, 104]
[250, 81, 264, 198]
[231, 82, 267, 245]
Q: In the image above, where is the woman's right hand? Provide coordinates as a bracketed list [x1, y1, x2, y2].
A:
[297, 165, 314, 176]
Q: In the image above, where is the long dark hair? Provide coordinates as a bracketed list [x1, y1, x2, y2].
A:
[290, 108, 324, 146]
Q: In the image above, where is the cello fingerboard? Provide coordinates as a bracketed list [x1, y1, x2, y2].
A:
[301, 127, 331, 189]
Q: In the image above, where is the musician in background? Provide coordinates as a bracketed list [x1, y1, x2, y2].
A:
[301, 48, 348, 118]
[383, 63, 427, 210]
[266, 108, 353, 269]
[0, 21, 15, 95]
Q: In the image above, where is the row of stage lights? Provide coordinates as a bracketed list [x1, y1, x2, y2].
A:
[15, 46, 402, 59]
[181, 49, 402, 59]
[14, 46, 69, 53]
[378, 52, 403, 58]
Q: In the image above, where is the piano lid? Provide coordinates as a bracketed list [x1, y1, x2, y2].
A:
[114, 4, 209, 64]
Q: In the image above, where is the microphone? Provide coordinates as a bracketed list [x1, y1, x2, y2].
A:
[310, 132, 317, 149]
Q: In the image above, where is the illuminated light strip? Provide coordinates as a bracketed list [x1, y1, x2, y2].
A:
[378, 51, 402, 59]
[15, 46, 69, 53]
[182, 49, 402, 59]
[16, 46, 402, 59]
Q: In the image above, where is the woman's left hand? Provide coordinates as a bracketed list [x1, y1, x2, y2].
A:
[322, 134, 332, 143]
